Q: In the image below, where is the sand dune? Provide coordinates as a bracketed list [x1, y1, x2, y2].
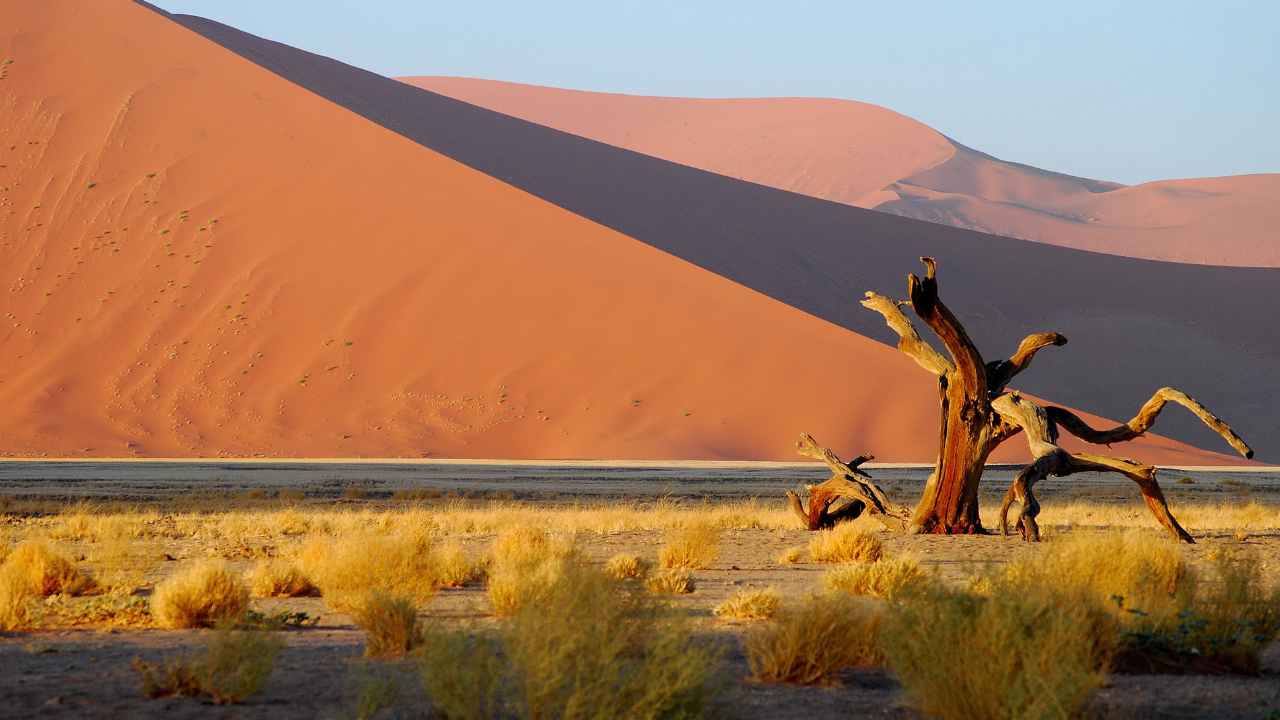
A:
[0, 0, 1240, 465]
[159, 27, 1277, 458]
[406, 77, 1278, 267]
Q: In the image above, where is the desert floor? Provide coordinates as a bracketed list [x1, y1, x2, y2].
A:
[1, 461, 1278, 719]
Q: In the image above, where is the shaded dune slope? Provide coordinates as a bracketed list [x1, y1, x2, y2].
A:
[157, 12, 1276, 458]
[407, 77, 1279, 268]
[0, 0, 1226, 464]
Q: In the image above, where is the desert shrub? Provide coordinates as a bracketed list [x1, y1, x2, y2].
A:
[777, 546, 804, 564]
[151, 561, 249, 629]
[433, 542, 482, 588]
[348, 664, 403, 720]
[1004, 532, 1191, 629]
[418, 625, 506, 720]
[421, 561, 722, 719]
[486, 527, 575, 616]
[298, 529, 440, 612]
[1115, 549, 1280, 673]
[2, 540, 94, 596]
[644, 568, 695, 595]
[246, 560, 316, 598]
[881, 581, 1112, 720]
[807, 525, 883, 564]
[746, 593, 883, 685]
[714, 587, 781, 620]
[0, 564, 33, 630]
[353, 591, 418, 658]
[824, 557, 928, 599]
[134, 625, 284, 704]
[604, 552, 650, 580]
[657, 523, 720, 569]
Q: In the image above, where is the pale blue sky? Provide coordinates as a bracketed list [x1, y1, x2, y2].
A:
[155, 1, 1277, 185]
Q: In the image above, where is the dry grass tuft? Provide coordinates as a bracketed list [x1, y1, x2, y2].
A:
[644, 568, 695, 595]
[746, 593, 883, 685]
[151, 561, 249, 629]
[0, 564, 33, 630]
[486, 526, 575, 617]
[421, 560, 722, 718]
[807, 525, 884, 564]
[246, 560, 316, 598]
[882, 580, 1111, 720]
[777, 546, 804, 564]
[298, 529, 439, 612]
[824, 557, 929, 599]
[658, 523, 721, 570]
[134, 625, 284, 704]
[352, 591, 419, 658]
[604, 552, 650, 580]
[432, 542, 483, 588]
[714, 587, 781, 620]
[2, 540, 94, 597]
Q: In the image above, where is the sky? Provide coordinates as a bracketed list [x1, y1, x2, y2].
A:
[155, 1, 1277, 185]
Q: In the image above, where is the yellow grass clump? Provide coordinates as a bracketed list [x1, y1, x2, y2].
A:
[0, 564, 33, 630]
[246, 560, 316, 598]
[824, 557, 929, 599]
[657, 523, 720, 569]
[777, 546, 804, 564]
[297, 529, 440, 612]
[134, 625, 284, 704]
[486, 526, 576, 617]
[2, 540, 94, 597]
[151, 561, 250, 629]
[714, 587, 781, 620]
[422, 561, 722, 718]
[746, 593, 884, 685]
[644, 568, 695, 595]
[604, 552, 650, 580]
[881, 581, 1112, 720]
[432, 542, 483, 588]
[807, 524, 884, 564]
[352, 591, 419, 658]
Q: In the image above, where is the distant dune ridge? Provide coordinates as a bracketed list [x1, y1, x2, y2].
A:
[404, 77, 1280, 268]
[0, 0, 1268, 465]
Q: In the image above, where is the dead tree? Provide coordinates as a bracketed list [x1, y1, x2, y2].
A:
[790, 257, 1253, 543]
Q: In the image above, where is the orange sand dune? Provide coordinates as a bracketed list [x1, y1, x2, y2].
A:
[0, 1, 1232, 465]
[405, 77, 1279, 267]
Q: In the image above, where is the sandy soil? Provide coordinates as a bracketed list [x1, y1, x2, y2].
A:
[2, 463, 1279, 718]
[406, 77, 1280, 267]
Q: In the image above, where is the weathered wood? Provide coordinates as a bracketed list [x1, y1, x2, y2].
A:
[1047, 387, 1253, 460]
[792, 257, 1256, 541]
[787, 434, 908, 531]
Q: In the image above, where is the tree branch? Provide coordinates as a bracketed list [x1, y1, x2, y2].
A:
[1046, 387, 1254, 460]
[991, 392, 1195, 543]
[986, 332, 1068, 395]
[860, 292, 952, 376]
[907, 257, 987, 396]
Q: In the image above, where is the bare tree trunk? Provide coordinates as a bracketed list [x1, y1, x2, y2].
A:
[794, 256, 1254, 542]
